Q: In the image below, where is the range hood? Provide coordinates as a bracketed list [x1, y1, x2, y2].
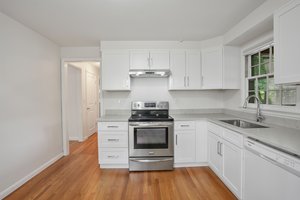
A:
[129, 69, 171, 78]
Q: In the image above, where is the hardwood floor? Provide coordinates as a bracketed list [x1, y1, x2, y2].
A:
[5, 134, 237, 200]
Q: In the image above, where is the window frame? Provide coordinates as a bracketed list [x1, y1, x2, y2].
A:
[244, 43, 298, 110]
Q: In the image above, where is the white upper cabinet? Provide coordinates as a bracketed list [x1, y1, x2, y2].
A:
[201, 48, 223, 89]
[201, 46, 240, 89]
[129, 50, 149, 70]
[274, 0, 300, 84]
[186, 51, 202, 89]
[101, 50, 130, 91]
[130, 50, 170, 70]
[169, 50, 187, 90]
[169, 50, 201, 90]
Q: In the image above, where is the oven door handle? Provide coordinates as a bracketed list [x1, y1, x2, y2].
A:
[129, 124, 173, 127]
[131, 158, 173, 163]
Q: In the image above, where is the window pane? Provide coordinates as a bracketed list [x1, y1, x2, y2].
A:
[248, 79, 256, 90]
[251, 53, 259, 66]
[258, 90, 267, 104]
[268, 90, 281, 105]
[251, 65, 259, 76]
[260, 48, 270, 64]
[270, 62, 274, 73]
[282, 89, 297, 106]
[258, 77, 267, 91]
[268, 76, 280, 90]
[260, 63, 269, 75]
[248, 91, 256, 103]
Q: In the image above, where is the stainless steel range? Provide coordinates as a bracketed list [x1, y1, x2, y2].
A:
[128, 101, 174, 171]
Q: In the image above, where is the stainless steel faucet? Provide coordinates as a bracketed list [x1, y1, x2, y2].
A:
[243, 95, 264, 122]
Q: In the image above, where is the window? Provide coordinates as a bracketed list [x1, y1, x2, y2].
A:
[245, 45, 297, 106]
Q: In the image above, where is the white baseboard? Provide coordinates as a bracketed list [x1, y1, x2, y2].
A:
[0, 153, 64, 199]
[174, 162, 208, 168]
[69, 136, 79, 141]
[99, 164, 129, 169]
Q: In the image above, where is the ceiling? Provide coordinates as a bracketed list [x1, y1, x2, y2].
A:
[0, 0, 266, 46]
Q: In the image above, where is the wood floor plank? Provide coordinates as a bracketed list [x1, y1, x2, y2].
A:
[5, 133, 237, 200]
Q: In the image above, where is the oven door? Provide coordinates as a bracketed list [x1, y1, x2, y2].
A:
[129, 122, 174, 157]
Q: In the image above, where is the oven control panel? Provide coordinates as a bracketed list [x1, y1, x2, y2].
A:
[132, 101, 169, 110]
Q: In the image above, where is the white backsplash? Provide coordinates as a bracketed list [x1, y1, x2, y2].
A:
[102, 78, 224, 110]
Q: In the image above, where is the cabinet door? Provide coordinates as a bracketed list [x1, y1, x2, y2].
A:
[102, 51, 130, 91]
[222, 140, 242, 198]
[150, 50, 170, 70]
[201, 47, 223, 89]
[207, 131, 222, 176]
[186, 50, 201, 89]
[130, 50, 149, 70]
[169, 50, 186, 90]
[274, 0, 300, 84]
[174, 130, 196, 163]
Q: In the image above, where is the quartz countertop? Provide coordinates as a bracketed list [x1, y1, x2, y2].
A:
[98, 114, 130, 122]
[209, 118, 300, 157]
[98, 112, 300, 157]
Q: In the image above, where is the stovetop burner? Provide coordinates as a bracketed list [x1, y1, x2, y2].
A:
[128, 101, 173, 122]
[128, 115, 174, 122]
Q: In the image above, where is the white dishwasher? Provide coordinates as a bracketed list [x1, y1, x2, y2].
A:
[244, 138, 300, 200]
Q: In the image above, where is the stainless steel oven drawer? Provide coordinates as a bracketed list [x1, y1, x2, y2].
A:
[129, 157, 174, 171]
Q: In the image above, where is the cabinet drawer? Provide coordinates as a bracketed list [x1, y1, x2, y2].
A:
[98, 132, 128, 148]
[98, 122, 128, 131]
[175, 121, 195, 130]
[222, 128, 243, 148]
[207, 122, 222, 137]
[99, 148, 128, 164]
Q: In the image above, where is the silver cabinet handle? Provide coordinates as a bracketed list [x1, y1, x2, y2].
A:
[176, 134, 178, 145]
[107, 139, 119, 142]
[187, 76, 190, 87]
[107, 155, 119, 159]
[220, 142, 223, 156]
[107, 126, 119, 128]
[217, 141, 220, 155]
[201, 75, 204, 87]
[180, 124, 189, 127]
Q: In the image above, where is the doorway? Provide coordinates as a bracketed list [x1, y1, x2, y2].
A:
[62, 60, 101, 155]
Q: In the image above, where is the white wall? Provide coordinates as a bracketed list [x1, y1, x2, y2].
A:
[61, 46, 100, 59]
[224, 0, 289, 45]
[103, 78, 224, 111]
[0, 12, 62, 198]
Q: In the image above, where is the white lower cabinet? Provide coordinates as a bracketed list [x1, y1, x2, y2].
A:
[175, 130, 196, 163]
[208, 131, 223, 176]
[207, 122, 243, 199]
[174, 120, 207, 167]
[98, 121, 128, 168]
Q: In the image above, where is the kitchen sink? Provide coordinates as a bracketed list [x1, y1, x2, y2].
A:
[220, 119, 268, 128]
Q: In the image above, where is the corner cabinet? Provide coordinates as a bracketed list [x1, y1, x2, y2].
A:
[201, 46, 240, 89]
[130, 50, 170, 70]
[169, 50, 202, 90]
[101, 50, 130, 91]
[274, 0, 300, 84]
[207, 122, 243, 199]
